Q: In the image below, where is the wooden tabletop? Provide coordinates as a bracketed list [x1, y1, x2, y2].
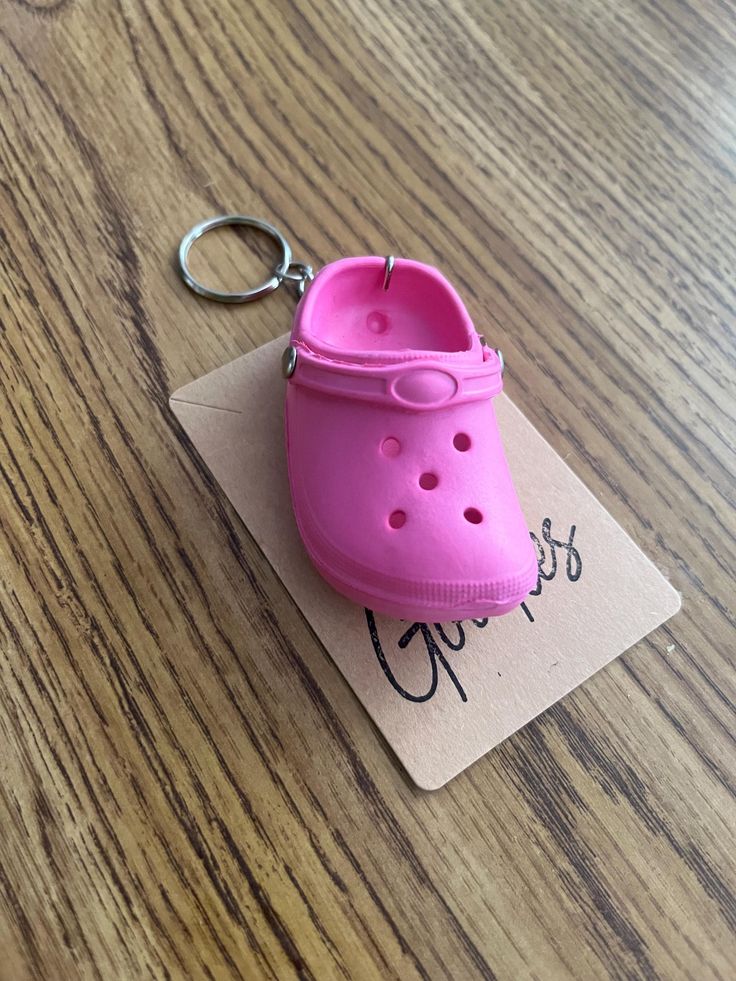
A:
[1, 1, 734, 978]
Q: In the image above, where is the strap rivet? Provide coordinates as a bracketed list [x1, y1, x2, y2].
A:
[282, 345, 298, 379]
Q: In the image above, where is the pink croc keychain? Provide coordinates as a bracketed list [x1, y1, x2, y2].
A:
[179, 215, 537, 622]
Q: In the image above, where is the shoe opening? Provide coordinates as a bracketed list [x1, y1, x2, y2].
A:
[300, 257, 474, 355]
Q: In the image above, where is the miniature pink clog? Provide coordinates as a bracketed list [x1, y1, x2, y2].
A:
[283, 257, 537, 622]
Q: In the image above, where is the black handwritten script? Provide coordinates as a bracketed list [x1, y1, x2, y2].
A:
[365, 519, 582, 703]
[522, 518, 582, 622]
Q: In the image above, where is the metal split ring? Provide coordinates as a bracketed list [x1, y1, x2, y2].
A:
[178, 214, 297, 303]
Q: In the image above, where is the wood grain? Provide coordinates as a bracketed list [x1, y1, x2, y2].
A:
[1, 0, 734, 977]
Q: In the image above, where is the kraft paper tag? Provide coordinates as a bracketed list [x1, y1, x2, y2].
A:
[170, 337, 680, 789]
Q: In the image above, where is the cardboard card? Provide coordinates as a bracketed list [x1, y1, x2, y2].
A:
[170, 337, 680, 789]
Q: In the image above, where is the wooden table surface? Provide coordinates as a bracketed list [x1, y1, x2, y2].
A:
[1, 0, 734, 978]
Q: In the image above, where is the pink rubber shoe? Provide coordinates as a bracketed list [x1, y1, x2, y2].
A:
[283, 257, 537, 622]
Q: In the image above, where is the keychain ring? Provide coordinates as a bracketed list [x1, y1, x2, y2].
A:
[178, 215, 292, 303]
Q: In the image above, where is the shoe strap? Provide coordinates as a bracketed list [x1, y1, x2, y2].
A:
[288, 345, 503, 410]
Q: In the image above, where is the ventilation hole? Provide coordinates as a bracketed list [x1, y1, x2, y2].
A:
[381, 437, 401, 457]
[419, 472, 439, 490]
[453, 432, 471, 452]
[388, 510, 406, 529]
[464, 507, 483, 524]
